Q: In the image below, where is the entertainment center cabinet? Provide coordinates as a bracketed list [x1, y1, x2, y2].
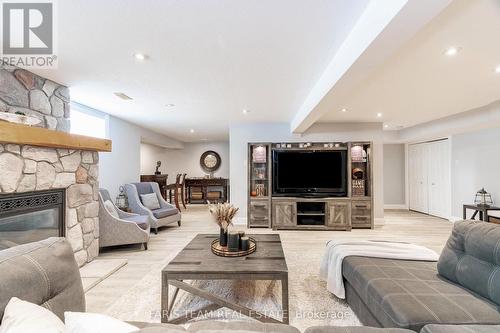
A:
[247, 142, 373, 231]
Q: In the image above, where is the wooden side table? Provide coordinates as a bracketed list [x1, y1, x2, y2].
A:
[463, 204, 500, 222]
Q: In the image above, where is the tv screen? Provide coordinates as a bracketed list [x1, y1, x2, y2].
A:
[272, 150, 347, 197]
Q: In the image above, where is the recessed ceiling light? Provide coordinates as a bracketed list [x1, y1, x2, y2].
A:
[341, 108, 347, 113]
[444, 47, 461, 56]
[114, 92, 133, 100]
[189, 129, 195, 133]
[495, 66, 500, 73]
[134, 53, 147, 60]
[242, 109, 250, 114]
[376, 113, 383, 118]
[166, 103, 175, 107]
[384, 124, 389, 128]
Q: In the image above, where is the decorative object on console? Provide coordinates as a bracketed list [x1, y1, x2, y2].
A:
[0, 111, 42, 126]
[154, 160, 162, 175]
[474, 188, 493, 207]
[200, 150, 221, 173]
[115, 186, 128, 209]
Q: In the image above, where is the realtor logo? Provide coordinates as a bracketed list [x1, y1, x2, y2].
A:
[1, 1, 57, 68]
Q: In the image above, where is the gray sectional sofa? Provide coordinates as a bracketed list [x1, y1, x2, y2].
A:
[1, 220, 499, 333]
[342, 220, 500, 331]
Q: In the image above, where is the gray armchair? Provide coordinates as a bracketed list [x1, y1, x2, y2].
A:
[125, 182, 181, 234]
[98, 189, 150, 250]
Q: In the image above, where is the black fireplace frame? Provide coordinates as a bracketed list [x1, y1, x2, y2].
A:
[0, 189, 66, 238]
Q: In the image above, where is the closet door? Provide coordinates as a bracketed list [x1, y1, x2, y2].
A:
[427, 140, 450, 219]
[409, 143, 429, 214]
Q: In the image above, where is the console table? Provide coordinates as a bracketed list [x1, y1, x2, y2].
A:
[463, 204, 500, 222]
[185, 178, 229, 204]
[140, 174, 168, 200]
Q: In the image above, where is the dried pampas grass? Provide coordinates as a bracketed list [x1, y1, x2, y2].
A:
[208, 202, 239, 230]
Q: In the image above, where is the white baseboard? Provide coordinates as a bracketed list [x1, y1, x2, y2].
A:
[374, 217, 386, 226]
[384, 204, 408, 210]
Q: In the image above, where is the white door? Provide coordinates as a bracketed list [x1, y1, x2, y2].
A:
[409, 139, 450, 218]
[427, 140, 450, 219]
[409, 143, 428, 214]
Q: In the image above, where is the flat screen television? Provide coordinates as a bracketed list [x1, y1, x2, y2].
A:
[272, 150, 347, 197]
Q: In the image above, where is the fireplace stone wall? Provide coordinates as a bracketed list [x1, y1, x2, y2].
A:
[0, 144, 99, 266]
[0, 62, 70, 132]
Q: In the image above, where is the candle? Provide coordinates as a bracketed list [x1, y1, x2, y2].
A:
[238, 231, 245, 249]
[228, 231, 240, 252]
[240, 236, 250, 251]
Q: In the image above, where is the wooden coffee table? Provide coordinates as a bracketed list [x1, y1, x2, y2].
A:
[161, 234, 289, 324]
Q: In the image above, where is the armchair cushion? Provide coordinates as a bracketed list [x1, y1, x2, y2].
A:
[140, 193, 160, 210]
[123, 215, 149, 230]
[104, 200, 119, 219]
[152, 207, 179, 219]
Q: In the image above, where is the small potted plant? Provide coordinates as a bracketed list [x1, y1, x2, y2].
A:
[209, 202, 239, 247]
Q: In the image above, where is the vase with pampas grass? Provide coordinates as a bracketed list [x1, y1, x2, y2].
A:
[208, 202, 239, 247]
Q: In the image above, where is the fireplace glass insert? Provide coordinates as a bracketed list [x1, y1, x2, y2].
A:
[0, 189, 65, 245]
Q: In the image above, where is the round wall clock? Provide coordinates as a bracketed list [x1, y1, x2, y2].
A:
[200, 150, 221, 173]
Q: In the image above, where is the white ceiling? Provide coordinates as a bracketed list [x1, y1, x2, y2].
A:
[318, 0, 500, 129]
[33, 0, 370, 142]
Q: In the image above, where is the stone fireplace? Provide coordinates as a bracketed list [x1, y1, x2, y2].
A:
[0, 63, 110, 267]
[0, 189, 65, 244]
[0, 145, 100, 266]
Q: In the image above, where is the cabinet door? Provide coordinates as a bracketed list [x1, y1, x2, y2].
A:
[273, 202, 296, 227]
[327, 202, 350, 227]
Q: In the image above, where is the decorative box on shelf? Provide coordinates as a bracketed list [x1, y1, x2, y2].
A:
[352, 179, 365, 196]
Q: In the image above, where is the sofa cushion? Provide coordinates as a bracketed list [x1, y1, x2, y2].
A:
[0, 297, 65, 333]
[421, 325, 500, 333]
[140, 193, 161, 210]
[304, 327, 413, 333]
[104, 200, 120, 218]
[123, 215, 149, 230]
[64, 312, 138, 333]
[152, 207, 179, 219]
[0, 240, 18, 250]
[188, 321, 300, 333]
[342, 256, 500, 331]
[437, 220, 500, 306]
[0, 238, 85, 323]
[127, 321, 186, 332]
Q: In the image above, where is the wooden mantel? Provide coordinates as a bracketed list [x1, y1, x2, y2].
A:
[0, 122, 112, 152]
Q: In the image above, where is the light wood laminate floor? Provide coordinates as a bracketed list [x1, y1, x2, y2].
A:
[85, 206, 453, 321]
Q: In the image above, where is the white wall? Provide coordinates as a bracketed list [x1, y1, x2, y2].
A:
[451, 127, 500, 219]
[99, 114, 183, 200]
[140, 141, 230, 179]
[229, 122, 385, 224]
[383, 144, 406, 206]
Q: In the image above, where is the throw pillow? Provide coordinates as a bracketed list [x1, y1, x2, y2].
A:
[0, 297, 65, 333]
[64, 312, 139, 333]
[104, 200, 120, 218]
[140, 193, 161, 210]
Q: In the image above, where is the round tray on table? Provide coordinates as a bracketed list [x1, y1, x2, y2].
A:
[211, 237, 257, 257]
